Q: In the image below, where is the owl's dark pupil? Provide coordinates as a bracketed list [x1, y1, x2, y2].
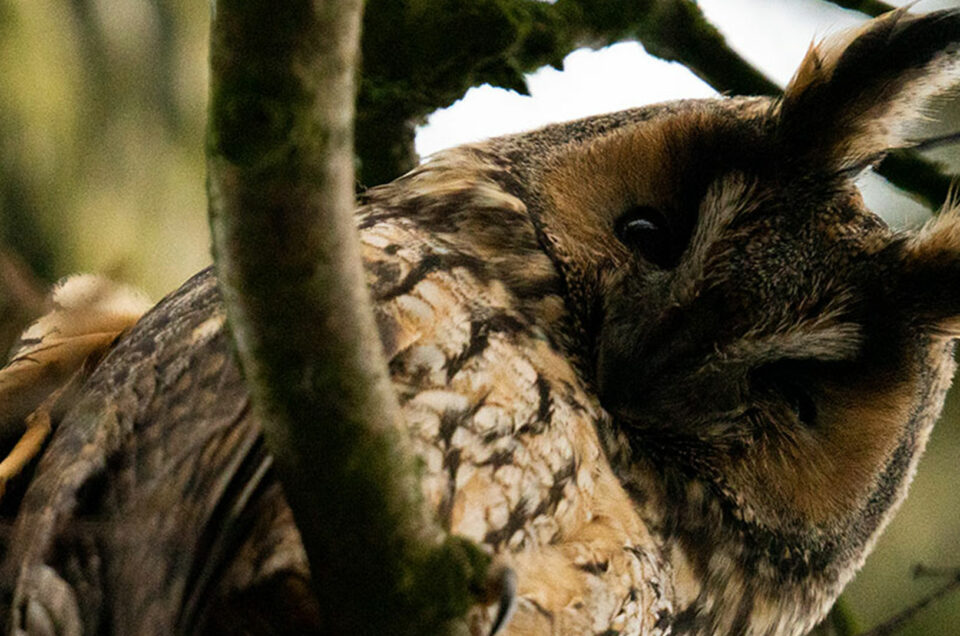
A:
[784, 385, 817, 426]
[615, 206, 678, 269]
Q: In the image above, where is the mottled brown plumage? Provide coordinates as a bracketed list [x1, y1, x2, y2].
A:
[2, 8, 960, 636]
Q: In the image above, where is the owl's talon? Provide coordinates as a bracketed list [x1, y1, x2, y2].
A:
[487, 565, 517, 636]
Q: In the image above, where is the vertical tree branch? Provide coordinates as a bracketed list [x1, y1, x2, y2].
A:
[206, 1, 489, 633]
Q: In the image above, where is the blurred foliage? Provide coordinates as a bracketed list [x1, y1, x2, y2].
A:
[0, 0, 210, 302]
[0, 0, 959, 633]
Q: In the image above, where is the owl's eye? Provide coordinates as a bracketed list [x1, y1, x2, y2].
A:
[614, 205, 682, 269]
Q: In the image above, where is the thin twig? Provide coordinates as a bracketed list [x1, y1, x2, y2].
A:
[878, 150, 955, 211]
[858, 566, 960, 636]
[826, 0, 898, 18]
[913, 564, 960, 579]
[913, 130, 960, 153]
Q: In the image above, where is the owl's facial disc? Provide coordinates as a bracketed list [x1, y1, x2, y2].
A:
[592, 162, 946, 530]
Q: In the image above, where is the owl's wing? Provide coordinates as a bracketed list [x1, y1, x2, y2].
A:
[0, 275, 150, 495]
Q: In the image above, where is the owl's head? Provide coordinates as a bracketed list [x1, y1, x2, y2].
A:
[474, 7, 960, 626]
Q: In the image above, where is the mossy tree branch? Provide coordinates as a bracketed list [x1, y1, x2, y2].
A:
[207, 1, 490, 633]
[879, 151, 955, 212]
[356, 0, 778, 185]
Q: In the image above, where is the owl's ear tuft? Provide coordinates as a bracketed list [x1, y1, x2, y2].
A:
[892, 198, 960, 337]
[776, 8, 960, 173]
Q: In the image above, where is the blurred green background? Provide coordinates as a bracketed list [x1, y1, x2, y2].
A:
[0, 0, 210, 299]
[0, 1, 958, 633]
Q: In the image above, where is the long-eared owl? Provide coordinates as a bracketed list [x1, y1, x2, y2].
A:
[2, 7, 960, 636]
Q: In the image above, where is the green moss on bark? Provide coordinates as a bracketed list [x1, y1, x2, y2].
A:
[207, 1, 493, 633]
[208, 0, 314, 169]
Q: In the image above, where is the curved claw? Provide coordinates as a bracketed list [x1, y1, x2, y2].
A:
[487, 564, 517, 636]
